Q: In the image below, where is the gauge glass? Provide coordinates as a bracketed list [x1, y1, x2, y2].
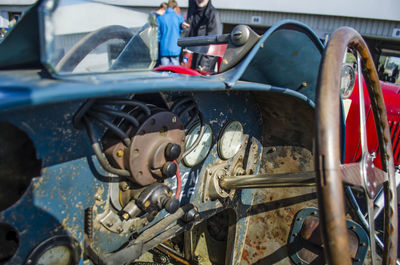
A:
[36, 245, 71, 265]
[340, 63, 355, 99]
[218, 121, 244, 160]
[183, 123, 212, 167]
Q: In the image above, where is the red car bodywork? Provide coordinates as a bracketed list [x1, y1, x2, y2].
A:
[344, 76, 400, 168]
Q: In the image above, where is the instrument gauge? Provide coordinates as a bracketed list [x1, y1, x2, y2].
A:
[183, 123, 213, 167]
[218, 120, 244, 160]
[25, 235, 80, 265]
[36, 245, 71, 265]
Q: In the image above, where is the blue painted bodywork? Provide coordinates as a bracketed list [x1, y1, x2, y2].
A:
[0, 1, 326, 264]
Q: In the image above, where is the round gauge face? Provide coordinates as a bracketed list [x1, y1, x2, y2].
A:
[340, 64, 355, 99]
[183, 123, 213, 167]
[218, 121, 244, 160]
[36, 245, 71, 265]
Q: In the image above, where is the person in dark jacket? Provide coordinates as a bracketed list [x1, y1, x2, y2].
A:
[184, 0, 222, 72]
[185, 0, 222, 37]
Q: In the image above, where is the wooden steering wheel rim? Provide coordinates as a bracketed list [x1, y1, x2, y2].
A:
[315, 27, 398, 265]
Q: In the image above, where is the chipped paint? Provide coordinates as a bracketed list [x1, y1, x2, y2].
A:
[239, 146, 317, 264]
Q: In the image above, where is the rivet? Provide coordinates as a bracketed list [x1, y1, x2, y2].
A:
[106, 221, 113, 227]
[120, 182, 129, 191]
[122, 213, 130, 220]
[144, 200, 151, 208]
[116, 149, 124, 157]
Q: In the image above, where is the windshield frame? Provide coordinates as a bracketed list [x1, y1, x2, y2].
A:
[38, 0, 158, 77]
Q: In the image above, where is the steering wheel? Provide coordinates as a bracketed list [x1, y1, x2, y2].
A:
[55, 25, 133, 72]
[316, 27, 398, 265]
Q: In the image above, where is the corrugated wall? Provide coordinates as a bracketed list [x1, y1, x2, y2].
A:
[219, 9, 400, 40]
[127, 6, 400, 41]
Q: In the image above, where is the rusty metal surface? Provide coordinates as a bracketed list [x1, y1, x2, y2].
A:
[253, 92, 315, 153]
[105, 111, 185, 186]
[239, 146, 317, 265]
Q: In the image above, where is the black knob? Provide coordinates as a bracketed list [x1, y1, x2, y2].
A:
[164, 198, 179, 214]
[165, 143, 181, 161]
[162, 161, 177, 178]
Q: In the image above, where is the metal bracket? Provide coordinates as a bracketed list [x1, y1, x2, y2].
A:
[202, 136, 260, 201]
[288, 208, 369, 265]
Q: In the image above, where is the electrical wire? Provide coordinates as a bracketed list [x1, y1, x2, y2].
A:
[173, 160, 182, 199]
[171, 97, 194, 113]
[95, 99, 151, 116]
[87, 110, 131, 147]
[91, 105, 140, 128]
[84, 117, 131, 177]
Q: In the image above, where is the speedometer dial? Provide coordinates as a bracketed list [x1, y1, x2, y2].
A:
[36, 245, 71, 265]
[24, 235, 80, 265]
[218, 120, 244, 160]
[183, 123, 213, 167]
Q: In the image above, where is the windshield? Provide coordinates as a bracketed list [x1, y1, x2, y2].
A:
[40, 0, 158, 75]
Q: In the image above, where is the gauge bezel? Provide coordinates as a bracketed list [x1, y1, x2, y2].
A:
[217, 120, 244, 160]
[340, 63, 356, 99]
[183, 122, 213, 167]
[24, 235, 81, 265]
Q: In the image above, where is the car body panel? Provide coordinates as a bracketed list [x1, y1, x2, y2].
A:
[2, 1, 394, 265]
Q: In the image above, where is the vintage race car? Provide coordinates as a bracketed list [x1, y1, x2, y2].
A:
[0, 1, 397, 265]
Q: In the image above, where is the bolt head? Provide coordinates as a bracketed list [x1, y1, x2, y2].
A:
[116, 149, 124, 157]
[122, 213, 130, 220]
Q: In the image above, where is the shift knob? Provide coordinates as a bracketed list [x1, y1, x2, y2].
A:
[165, 143, 181, 161]
[162, 161, 177, 178]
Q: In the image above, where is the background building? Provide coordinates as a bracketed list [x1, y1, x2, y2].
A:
[0, 0, 34, 28]
[1, 0, 400, 80]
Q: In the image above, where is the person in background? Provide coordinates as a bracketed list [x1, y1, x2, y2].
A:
[153, 2, 168, 18]
[157, 1, 187, 66]
[8, 15, 17, 28]
[153, 2, 168, 66]
[184, 0, 222, 72]
[185, 0, 221, 37]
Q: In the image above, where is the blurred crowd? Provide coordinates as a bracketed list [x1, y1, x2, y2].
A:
[155, 0, 222, 72]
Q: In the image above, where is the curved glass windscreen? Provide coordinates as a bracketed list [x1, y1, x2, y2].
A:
[40, 0, 158, 75]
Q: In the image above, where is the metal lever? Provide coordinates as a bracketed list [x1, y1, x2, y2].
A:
[178, 34, 230, 47]
[219, 171, 316, 190]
